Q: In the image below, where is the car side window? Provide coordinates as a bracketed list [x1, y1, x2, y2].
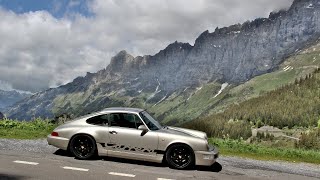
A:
[109, 113, 143, 129]
[86, 114, 108, 126]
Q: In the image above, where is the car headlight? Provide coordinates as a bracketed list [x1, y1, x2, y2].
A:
[206, 142, 214, 151]
[203, 154, 214, 160]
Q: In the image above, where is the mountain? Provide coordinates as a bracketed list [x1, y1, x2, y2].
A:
[6, 0, 320, 122]
[0, 90, 30, 112]
[148, 34, 320, 125]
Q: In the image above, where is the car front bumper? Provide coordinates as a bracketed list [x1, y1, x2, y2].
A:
[47, 135, 69, 150]
[194, 145, 219, 166]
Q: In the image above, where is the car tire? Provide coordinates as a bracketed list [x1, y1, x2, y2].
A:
[165, 144, 195, 169]
[69, 134, 97, 160]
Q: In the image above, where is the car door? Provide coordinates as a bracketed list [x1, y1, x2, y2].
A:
[106, 113, 159, 160]
[84, 114, 110, 156]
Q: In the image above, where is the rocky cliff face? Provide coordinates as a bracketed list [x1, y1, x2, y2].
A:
[103, 0, 320, 92]
[7, 0, 320, 120]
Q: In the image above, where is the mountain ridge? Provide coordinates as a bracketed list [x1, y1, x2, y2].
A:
[106, 0, 320, 86]
[7, 0, 320, 121]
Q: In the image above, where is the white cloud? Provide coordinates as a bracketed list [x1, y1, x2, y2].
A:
[0, 0, 294, 92]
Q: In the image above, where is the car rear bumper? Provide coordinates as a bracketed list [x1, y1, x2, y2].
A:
[47, 135, 69, 150]
[194, 145, 219, 166]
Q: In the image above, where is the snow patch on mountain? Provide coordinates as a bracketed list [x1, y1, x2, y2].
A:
[213, 83, 229, 98]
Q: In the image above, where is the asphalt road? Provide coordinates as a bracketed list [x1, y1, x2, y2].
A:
[0, 139, 319, 180]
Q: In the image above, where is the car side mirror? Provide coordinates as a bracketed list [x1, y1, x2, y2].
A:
[138, 125, 148, 136]
[138, 125, 148, 131]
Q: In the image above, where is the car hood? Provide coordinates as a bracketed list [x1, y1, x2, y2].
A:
[159, 126, 207, 139]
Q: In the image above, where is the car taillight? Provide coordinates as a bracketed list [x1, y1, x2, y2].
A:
[51, 132, 59, 136]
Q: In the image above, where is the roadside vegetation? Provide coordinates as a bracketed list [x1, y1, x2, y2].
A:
[210, 138, 320, 164]
[0, 118, 319, 164]
[0, 118, 57, 139]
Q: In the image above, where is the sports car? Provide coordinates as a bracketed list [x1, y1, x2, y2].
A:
[47, 107, 218, 169]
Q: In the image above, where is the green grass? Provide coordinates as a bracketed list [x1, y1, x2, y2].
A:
[209, 138, 320, 164]
[0, 118, 57, 139]
[148, 92, 185, 117]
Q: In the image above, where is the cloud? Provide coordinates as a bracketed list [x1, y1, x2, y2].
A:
[0, 0, 294, 92]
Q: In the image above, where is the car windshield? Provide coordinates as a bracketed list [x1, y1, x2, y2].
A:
[139, 111, 162, 130]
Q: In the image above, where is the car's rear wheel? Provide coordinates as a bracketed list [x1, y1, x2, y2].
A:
[69, 134, 97, 160]
[165, 144, 195, 169]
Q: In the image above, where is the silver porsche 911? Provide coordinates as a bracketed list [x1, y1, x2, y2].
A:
[47, 107, 218, 169]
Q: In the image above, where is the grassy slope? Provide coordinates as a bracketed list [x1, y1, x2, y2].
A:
[148, 82, 225, 125]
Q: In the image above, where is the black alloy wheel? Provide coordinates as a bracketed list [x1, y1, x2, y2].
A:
[166, 144, 195, 169]
[69, 134, 97, 160]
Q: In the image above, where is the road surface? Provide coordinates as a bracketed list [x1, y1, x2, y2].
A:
[0, 139, 319, 180]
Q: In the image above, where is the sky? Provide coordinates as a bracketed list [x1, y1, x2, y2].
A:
[0, 0, 294, 93]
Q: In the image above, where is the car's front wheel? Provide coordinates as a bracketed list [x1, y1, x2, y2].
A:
[69, 134, 97, 160]
[165, 144, 195, 169]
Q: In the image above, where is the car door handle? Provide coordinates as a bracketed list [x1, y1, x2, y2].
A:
[109, 131, 117, 134]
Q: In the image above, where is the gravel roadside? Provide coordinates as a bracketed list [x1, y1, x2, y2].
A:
[0, 138, 57, 153]
[0, 138, 319, 178]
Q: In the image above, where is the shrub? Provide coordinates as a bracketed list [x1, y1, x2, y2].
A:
[296, 129, 320, 150]
[183, 116, 252, 140]
[256, 119, 263, 128]
[0, 118, 57, 139]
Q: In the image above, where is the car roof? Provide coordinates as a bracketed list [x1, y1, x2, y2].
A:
[100, 107, 145, 114]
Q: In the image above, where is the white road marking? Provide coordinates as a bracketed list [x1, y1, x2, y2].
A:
[157, 178, 175, 180]
[13, 160, 39, 165]
[62, 166, 89, 172]
[108, 172, 136, 177]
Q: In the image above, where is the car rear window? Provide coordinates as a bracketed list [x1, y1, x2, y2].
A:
[86, 114, 108, 126]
